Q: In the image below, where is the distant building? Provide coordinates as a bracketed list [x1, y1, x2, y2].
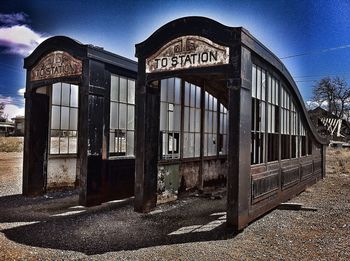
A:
[11, 116, 25, 136]
[0, 121, 14, 137]
[309, 107, 350, 143]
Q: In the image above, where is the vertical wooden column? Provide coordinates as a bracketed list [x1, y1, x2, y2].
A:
[79, 59, 107, 206]
[226, 46, 252, 231]
[134, 59, 160, 213]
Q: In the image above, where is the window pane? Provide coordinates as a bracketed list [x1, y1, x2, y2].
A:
[195, 108, 201, 133]
[61, 83, 70, 106]
[257, 68, 261, 100]
[119, 77, 127, 102]
[262, 70, 266, 101]
[196, 86, 201, 108]
[252, 65, 256, 98]
[69, 108, 78, 130]
[160, 102, 167, 131]
[205, 92, 209, 109]
[111, 75, 119, 101]
[213, 112, 217, 133]
[68, 133, 77, 153]
[60, 135, 68, 154]
[110, 102, 118, 129]
[190, 84, 196, 107]
[161, 80, 167, 102]
[195, 133, 200, 157]
[168, 106, 174, 131]
[127, 105, 134, 130]
[175, 78, 181, 104]
[128, 79, 135, 104]
[119, 103, 127, 129]
[127, 131, 134, 156]
[109, 131, 115, 153]
[174, 105, 181, 132]
[52, 83, 61, 105]
[184, 82, 190, 106]
[167, 78, 174, 103]
[60, 106, 69, 130]
[70, 85, 78, 107]
[190, 108, 195, 132]
[184, 107, 189, 132]
[50, 136, 59, 154]
[51, 105, 60, 129]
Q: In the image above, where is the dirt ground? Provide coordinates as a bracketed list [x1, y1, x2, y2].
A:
[0, 149, 349, 260]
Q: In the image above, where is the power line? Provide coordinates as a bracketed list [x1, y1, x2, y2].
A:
[280, 44, 350, 59]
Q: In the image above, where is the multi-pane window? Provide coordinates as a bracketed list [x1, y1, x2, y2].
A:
[204, 91, 218, 156]
[267, 74, 279, 162]
[300, 121, 306, 156]
[251, 64, 266, 164]
[160, 78, 181, 159]
[219, 104, 228, 155]
[291, 101, 299, 158]
[50, 82, 78, 154]
[281, 86, 290, 160]
[183, 81, 201, 158]
[109, 75, 135, 156]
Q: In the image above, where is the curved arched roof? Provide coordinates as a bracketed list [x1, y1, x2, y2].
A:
[136, 16, 327, 145]
[24, 36, 137, 72]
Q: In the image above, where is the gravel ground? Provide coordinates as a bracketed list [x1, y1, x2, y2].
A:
[0, 150, 349, 260]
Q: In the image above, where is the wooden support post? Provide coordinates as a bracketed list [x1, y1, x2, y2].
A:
[226, 46, 252, 231]
[134, 60, 160, 212]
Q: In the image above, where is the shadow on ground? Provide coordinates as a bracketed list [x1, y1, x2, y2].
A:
[0, 192, 237, 255]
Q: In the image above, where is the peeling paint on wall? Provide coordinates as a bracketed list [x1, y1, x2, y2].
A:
[47, 157, 77, 190]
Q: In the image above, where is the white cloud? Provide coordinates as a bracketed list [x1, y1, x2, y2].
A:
[0, 24, 47, 56]
[0, 12, 29, 26]
[17, 88, 25, 96]
[3, 104, 24, 119]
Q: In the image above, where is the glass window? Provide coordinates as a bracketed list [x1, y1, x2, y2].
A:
[251, 64, 266, 164]
[160, 78, 181, 159]
[109, 74, 135, 156]
[50, 82, 79, 155]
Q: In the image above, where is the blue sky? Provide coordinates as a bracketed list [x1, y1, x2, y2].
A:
[0, 0, 349, 118]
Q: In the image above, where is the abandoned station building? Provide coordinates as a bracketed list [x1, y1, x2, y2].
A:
[22, 17, 327, 230]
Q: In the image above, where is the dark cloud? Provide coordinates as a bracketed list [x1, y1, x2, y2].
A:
[0, 12, 29, 26]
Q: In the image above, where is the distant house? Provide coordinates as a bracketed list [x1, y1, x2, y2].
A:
[11, 116, 25, 136]
[309, 107, 350, 143]
[0, 121, 14, 137]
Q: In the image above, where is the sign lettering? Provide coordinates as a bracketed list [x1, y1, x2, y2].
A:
[30, 51, 82, 81]
[146, 36, 229, 73]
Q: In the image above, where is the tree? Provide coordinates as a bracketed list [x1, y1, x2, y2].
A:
[312, 76, 350, 119]
[0, 102, 6, 122]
